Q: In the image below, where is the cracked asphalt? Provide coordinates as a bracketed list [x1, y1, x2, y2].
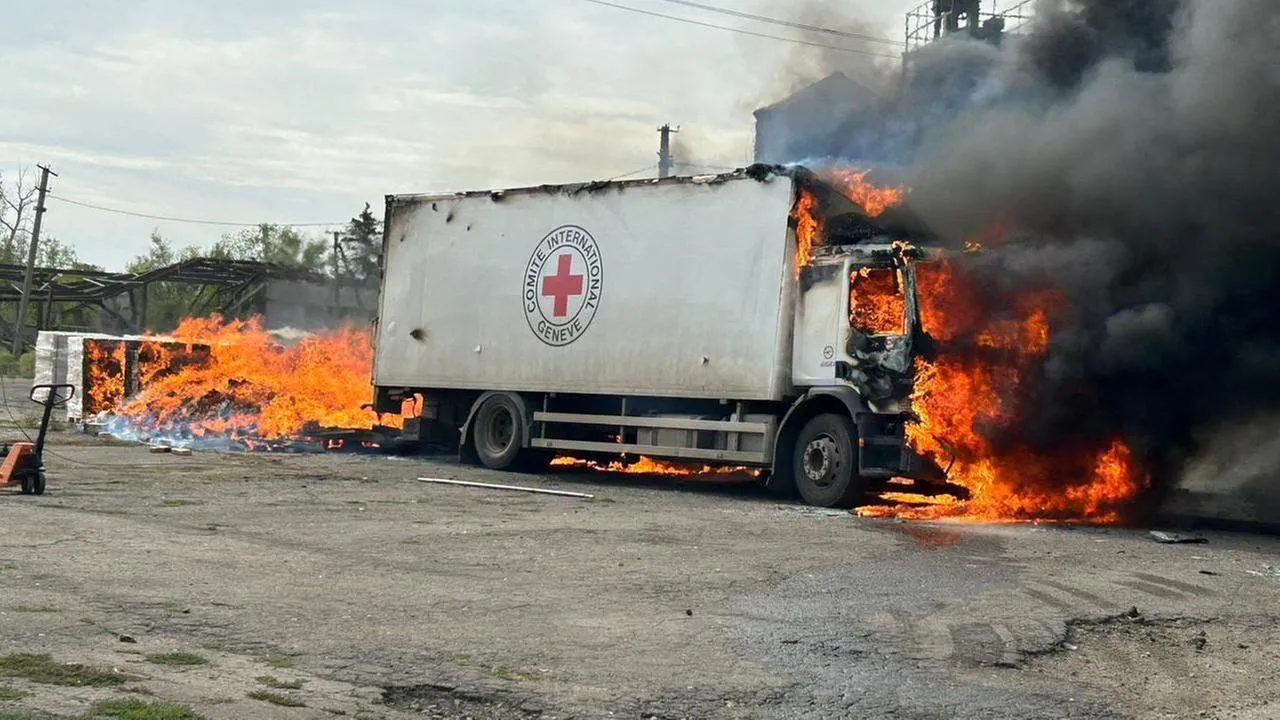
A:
[0, 419, 1277, 718]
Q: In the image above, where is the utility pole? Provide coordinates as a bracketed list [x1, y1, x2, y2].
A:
[12, 165, 56, 355]
[332, 230, 342, 318]
[657, 124, 678, 178]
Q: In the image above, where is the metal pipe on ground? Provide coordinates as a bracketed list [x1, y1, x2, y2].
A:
[418, 477, 594, 499]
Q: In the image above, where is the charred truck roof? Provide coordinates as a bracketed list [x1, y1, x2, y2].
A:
[387, 164, 937, 238]
[384, 164, 944, 282]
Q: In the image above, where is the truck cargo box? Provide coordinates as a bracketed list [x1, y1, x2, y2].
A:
[375, 172, 799, 401]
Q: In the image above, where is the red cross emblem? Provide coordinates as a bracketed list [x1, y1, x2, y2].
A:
[524, 225, 603, 347]
[540, 254, 584, 318]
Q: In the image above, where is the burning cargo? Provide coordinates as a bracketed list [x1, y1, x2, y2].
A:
[51, 320, 405, 451]
[33, 330, 204, 423]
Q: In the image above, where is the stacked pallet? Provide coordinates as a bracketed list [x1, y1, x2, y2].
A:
[32, 331, 181, 423]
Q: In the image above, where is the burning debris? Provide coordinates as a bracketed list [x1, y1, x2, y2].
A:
[550, 455, 761, 479]
[81, 316, 407, 452]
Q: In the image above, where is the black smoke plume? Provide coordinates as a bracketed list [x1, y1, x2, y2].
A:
[775, 0, 1280, 511]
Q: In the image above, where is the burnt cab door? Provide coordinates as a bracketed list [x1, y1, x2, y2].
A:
[843, 256, 921, 478]
[844, 258, 916, 396]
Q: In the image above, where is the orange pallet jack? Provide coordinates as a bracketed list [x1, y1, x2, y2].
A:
[1, 384, 74, 496]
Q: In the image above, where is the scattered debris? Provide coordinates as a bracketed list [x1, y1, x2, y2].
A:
[148, 445, 171, 454]
[1198, 570, 1218, 576]
[172, 447, 193, 457]
[118, 635, 137, 644]
[1191, 630, 1208, 651]
[418, 477, 594, 499]
[1149, 530, 1208, 544]
[1245, 566, 1280, 579]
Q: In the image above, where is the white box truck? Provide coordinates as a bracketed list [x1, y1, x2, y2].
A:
[370, 165, 946, 507]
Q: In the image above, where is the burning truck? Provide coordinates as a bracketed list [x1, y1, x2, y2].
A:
[370, 165, 961, 508]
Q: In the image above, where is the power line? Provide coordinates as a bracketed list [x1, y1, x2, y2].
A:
[579, 0, 903, 59]
[47, 193, 343, 228]
[605, 165, 658, 181]
[651, 0, 905, 47]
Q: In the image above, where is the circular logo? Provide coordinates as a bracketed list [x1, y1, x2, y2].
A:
[822, 345, 835, 360]
[523, 225, 603, 346]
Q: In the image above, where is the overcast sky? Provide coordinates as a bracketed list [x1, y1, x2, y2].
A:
[2, 0, 917, 270]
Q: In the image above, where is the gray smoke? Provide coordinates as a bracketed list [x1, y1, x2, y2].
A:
[755, 0, 899, 98]
[773, 0, 1280, 510]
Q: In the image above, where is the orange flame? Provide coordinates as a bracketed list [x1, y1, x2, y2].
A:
[850, 267, 906, 335]
[85, 340, 126, 415]
[822, 168, 906, 218]
[791, 168, 906, 278]
[790, 187, 821, 278]
[864, 260, 1148, 523]
[551, 455, 759, 478]
[108, 315, 397, 440]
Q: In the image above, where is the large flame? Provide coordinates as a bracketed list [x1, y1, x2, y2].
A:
[791, 168, 906, 278]
[109, 316, 396, 441]
[790, 187, 821, 278]
[860, 260, 1148, 523]
[850, 267, 905, 335]
[85, 340, 126, 415]
[823, 168, 906, 217]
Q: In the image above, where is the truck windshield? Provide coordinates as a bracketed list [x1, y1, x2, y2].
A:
[849, 267, 905, 336]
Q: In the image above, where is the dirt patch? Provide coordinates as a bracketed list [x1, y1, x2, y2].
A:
[1024, 609, 1280, 718]
[1, 437, 1279, 718]
[383, 684, 542, 719]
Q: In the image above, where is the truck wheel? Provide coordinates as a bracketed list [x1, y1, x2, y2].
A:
[792, 413, 865, 508]
[472, 394, 525, 470]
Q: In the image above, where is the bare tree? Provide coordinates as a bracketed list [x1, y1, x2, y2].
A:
[0, 168, 37, 264]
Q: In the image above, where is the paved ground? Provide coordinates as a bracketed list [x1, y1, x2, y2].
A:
[0, 422, 1275, 720]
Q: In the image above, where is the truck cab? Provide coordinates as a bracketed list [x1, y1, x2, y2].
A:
[777, 236, 945, 506]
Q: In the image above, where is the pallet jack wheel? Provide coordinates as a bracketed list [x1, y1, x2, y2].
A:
[31, 471, 45, 496]
[18, 470, 33, 496]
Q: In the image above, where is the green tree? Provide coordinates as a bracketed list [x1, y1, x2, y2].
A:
[340, 203, 382, 283]
[211, 224, 329, 272]
[126, 231, 204, 331]
[37, 236, 96, 270]
[126, 231, 200, 273]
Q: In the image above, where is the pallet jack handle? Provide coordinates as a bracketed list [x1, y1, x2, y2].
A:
[28, 384, 74, 461]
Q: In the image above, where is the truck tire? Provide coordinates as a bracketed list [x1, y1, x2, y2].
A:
[471, 393, 526, 470]
[792, 413, 865, 508]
